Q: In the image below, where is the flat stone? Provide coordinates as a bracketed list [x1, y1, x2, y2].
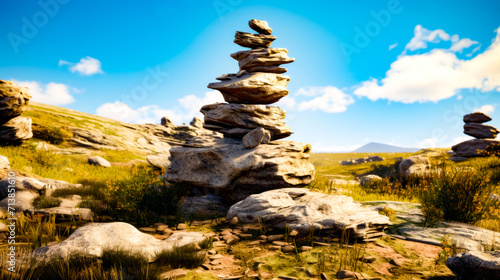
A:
[299, 246, 312, 252]
[88, 156, 111, 168]
[177, 223, 187, 230]
[146, 152, 171, 169]
[159, 268, 188, 279]
[464, 123, 499, 139]
[249, 19, 272, 35]
[225, 234, 240, 245]
[207, 72, 290, 104]
[201, 103, 292, 140]
[139, 227, 157, 233]
[228, 188, 390, 241]
[267, 235, 284, 242]
[282, 245, 295, 253]
[452, 139, 500, 157]
[234, 31, 276, 48]
[272, 241, 289, 246]
[230, 48, 294, 72]
[446, 251, 500, 280]
[464, 112, 492, 123]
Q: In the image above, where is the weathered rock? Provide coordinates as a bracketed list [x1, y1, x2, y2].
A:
[0, 116, 33, 145]
[33, 222, 207, 262]
[0, 80, 32, 121]
[242, 127, 270, 149]
[446, 251, 500, 280]
[88, 156, 111, 168]
[180, 194, 229, 217]
[201, 103, 292, 140]
[464, 112, 492, 123]
[159, 268, 188, 279]
[230, 48, 294, 72]
[161, 116, 174, 126]
[0, 155, 9, 169]
[399, 156, 431, 177]
[359, 175, 383, 185]
[234, 31, 276, 48]
[227, 188, 390, 241]
[190, 117, 204, 128]
[452, 139, 500, 157]
[0, 176, 47, 198]
[165, 137, 314, 203]
[208, 72, 290, 104]
[146, 152, 171, 169]
[248, 19, 272, 35]
[0, 191, 39, 211]
[246, 65, 288, 73]
[464, 123, 499, 139]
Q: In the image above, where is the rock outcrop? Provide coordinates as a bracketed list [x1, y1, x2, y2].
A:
[446, 251, 500, 280]
[340, 156, 384, 165]
[227, 188, 390, 241]
[0, 80, 33, 145]
[452, 112, 499, 159]
[399, 156, 431, 177]
[165, 19, 315, 203]
[33, 222, 207, 262]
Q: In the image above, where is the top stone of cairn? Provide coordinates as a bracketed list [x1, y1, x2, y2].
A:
[249, 19, 273, 35]
[463, 112, 492, 123]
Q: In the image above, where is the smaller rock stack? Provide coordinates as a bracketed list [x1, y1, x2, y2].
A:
[0, 80, 33, 145]
[451, 112, 500, 159]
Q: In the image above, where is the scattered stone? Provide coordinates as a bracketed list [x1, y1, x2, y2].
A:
[0, 175, 46, 198]
[272, 241, 289, 246]
[464, 123, 499, 139]
[158, 268, 188, 279]
[336, 270, 362, 279]
[268, 245, 281, 251]
[464, 112, 492, 123]
[201, 103, 292, 140]
[267, 235, 284, 242]
[201, 264, 212, 270]
[446, 251, 500, 280]
[190, 117, 204, 128]
[320, 272, 328, 280]
[0, 222, 8, 232]
[139, 227, 157, 233]
[234, 31, 276, 48]
[210, 259, 222, 265]
[299, 246, 312, 252]
[238, 233, 253, 239]
[282, 245, 295, 253]
[249, 19, 272, 35]
[146, 152, 171, 169]
[87, 156, 111, 168]
[227, 188, 390, 241]
[35, 207, 93, 221]
[359, 255, 377, 263]
[390, 258, 404, 266]
[161, 116, 173, 126]
[0, 191, 38, 211]
[207, 72, 290, 104]
[359, 174, 383, 185]
[278, 276, 298, 280]
[0, 155, 9, 169]
[224, 234, 240, 245]
[242, 127, 269, 149]
[162, 228, 173, 236]
[448, 156, 468, 162]
[289, 229, 299, 237]
[33, 222, 206, 262]
[229, 216, 239, 225]
[165, 137, 314, 203]
[340, 156, 384, 166]
[399, 156, 431, 177]
[176, 223, 187, 230]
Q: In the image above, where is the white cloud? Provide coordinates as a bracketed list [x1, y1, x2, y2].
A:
[405, 25, 451, 51]
[12, 80, 75, 105]
[450, 38, 479, 53]
[59, 56, 103, 76]
[96, 91, 225, 125]
[296, 86, 354, 113]
[354, 27, 500, 103]
[474, 104, 495, 115]
[388, 42, 398, 50]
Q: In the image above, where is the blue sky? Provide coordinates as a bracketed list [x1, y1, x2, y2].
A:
[1, 0, 500, 152]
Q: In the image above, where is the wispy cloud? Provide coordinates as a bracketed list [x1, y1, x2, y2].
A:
[473, 104, 495, 115]
[388, 42, 398, 50]
[404, 25, 478, 53]
[12, 80, 75, 105]
[59, 56, 103, 76]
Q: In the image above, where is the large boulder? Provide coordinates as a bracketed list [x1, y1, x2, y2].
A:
[464, 112, 492, 123]
[230, 48, 294, 73]
[0, 80, 32, 121]
[233, 31, 276, 48]
[399, 156, 431, 177]
[464, 123, 499, 139]
[452, 139, 500, 157]
[207, 72, 290, 104]
[359, 174, 383, 185]
[165, 137, 315, 203]
[227, 188, 390, 241]
[201, 103, 292, 140]
[0, 116, 33, 145]
[33, 222, 207, 262]
[446, 251, 500, 280]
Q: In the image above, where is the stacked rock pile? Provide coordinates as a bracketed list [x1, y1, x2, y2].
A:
[0, 80, 33, 145]
[451, 112, 500, 160]
[165, 19, 315, 203]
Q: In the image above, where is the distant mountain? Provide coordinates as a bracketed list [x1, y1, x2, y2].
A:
[352, 142, 420, 153]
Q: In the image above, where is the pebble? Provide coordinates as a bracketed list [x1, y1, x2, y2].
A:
[176, 223, 187, 230]
[267, 235, 284, 242]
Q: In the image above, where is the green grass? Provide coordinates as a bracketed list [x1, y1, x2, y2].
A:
[154, 244, 206, 269]
[32, 195, 62, 209]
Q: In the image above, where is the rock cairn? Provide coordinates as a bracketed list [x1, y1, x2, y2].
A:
[451, 112, 500, 160]
[165, 19, 315, 203]
[0, 80, 33, 145]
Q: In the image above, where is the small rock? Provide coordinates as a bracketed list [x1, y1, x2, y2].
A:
[162, 228, 173, 236]
[299, 246, 312, 252]
[267, 234, 283, 242]
[209, 254, 223, 260]
[201, 263, 212, 270]
[278, 276, 298, 280]
[282, 245, 295, 253]
[258, 235, 267, 240]
[159, 268, 188, 279]
[288, 229, 299, 237]
[88, 156, 111, 168]
[161, 116, 173, 126]
[269, 245, 281, 251]
[390, 258, 404, 266]
[208, 249, 217, 255]
[359, 255, 377, 263]
[272, 241, 289, 246]
[210, 259, 222, 265]
[156, 225, 168, 232]
[336, 270, 362, 279]
[249, 19, 272, 35]
[238, 233, 253, 239]
[146, 152, 171, 169]
[0, 155, 9, 169]
[320, 272, 328, 280]
[138, 227, 156, 233]
[225, 235, 240, 245]
[176, 223, 187, 230]
[242, 127, 268, 149]
[399, 156, 430, 177]
[229, 216, 239, 225]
